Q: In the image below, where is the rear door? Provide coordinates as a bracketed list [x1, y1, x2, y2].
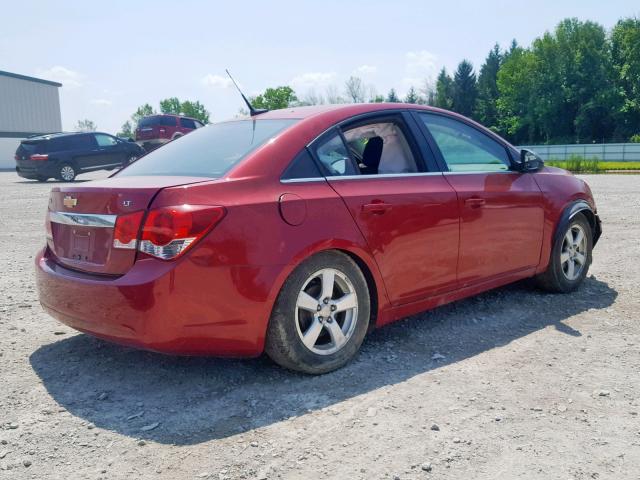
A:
[312, 113, 460, 305]
[415, 112, 544, 286]
[68, 134, 102, 171]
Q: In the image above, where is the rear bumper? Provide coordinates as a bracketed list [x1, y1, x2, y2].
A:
[36, 247, 282, 357]
[15, 160, 56, 179]
[136, 139, 169, 151]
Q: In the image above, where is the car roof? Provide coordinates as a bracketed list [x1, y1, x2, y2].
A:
[23, 132, 107, 142]
[254, 103, 441, 120]
[141, 114, 201, 121]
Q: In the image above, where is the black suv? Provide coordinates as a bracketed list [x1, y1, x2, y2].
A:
[15, 132, 145, 182]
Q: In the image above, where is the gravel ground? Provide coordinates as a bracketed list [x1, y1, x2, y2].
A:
[0, 171, 639, 480]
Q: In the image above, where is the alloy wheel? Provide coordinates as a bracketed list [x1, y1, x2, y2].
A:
[60, 165, 75, 181]
[295, 268, 359, 355]
[561, 223, 587, 280]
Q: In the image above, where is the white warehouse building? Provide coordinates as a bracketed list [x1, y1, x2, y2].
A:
[0, 70, 62, 169]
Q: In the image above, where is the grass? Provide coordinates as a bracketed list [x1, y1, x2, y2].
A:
[546, 155, 640, 173]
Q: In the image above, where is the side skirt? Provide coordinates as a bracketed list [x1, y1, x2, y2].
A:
[377, 267, 537, 327]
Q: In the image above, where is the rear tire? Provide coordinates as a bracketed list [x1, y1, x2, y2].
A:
[535, 213, 592, 293]
[265, 251, 370, 374]
[57, 164, 76, 182]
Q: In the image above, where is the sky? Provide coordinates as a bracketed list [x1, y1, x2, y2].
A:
[1, 0, 638, 134]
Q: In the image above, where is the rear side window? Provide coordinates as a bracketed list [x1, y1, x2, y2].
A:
[118, 119, 297, 178]
[180, 118, 196, 129]
[138, 116, 161, 127]
[282, 149, 322, 180]
[161, 116, 177, 126]
[72, 135, 97, 149]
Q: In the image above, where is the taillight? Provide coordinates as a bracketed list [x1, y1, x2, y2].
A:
[30, 154, 49, 161]
[138, 205, 225, 260]
[113, 211, 145, 249]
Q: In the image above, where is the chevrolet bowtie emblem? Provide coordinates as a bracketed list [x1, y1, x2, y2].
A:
[63, 195, 78, 208]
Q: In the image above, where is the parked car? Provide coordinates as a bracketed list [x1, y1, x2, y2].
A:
[36, 104, 601, 374]
[135, 114, 204, 151]
[15, 132, 144, 182]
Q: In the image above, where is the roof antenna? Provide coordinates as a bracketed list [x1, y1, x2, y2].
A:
[225, 69, 268, 116]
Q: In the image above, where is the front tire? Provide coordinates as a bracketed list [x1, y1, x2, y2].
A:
[265, 251, 370, 374]
[536, 213, 593, 293]
[57, 164, 76, 182]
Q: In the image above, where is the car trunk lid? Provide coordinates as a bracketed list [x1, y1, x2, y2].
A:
[47, 176, 210, 275]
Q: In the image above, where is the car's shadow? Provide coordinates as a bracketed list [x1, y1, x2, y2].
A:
[30, 276, 616, 445]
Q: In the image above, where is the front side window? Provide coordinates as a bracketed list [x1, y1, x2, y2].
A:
[312, 132, 358, 176]
[343, 121, 419, 175]
[118, 119, 297, 178]
[419, 113, 510, 172]
[94, 134, 118, 147]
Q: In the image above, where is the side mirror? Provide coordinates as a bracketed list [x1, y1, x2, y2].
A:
[518, 149, 544, 172]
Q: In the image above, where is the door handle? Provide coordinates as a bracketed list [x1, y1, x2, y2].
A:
[465, 197, 486, 208]
[362, 202, 392, 215]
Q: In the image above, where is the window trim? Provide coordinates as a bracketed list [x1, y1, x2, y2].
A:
[288, 111, 437, 182]
[411, 110, 518, 173]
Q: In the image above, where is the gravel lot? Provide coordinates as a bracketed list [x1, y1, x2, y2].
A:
[0, 171, 638, 479]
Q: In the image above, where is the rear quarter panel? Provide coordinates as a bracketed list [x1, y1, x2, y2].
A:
[150, 176, 390, 350]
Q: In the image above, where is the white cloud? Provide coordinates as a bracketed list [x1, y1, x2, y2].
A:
[90, 98, 112, 106]
[355, 65, 377, 75]
[290, 72, 337, 89]
[405, 50, 437, 75]
[201, 74, 233, 88]
[36, 66, 83, 88]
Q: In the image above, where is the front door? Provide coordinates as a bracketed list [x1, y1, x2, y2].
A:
[310, 116, 460, 306]
[416, 112, 544, 286]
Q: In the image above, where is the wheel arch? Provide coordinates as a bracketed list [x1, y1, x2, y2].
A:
[264, 242, 389, 338]
[553, 200, 600, 249]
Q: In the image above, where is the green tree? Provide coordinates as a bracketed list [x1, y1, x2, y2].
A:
[251, 86, 298, 110]
[496, 45, 537, 142]
[452, 60, 477, 117]
[117, 121, 134, 139]
[497, 19, 619, 144]
[159, 97, 181, 115]
[434, 68, 454, 109]
[611, 17, 640, 141]
[475, 44, 502, 130]
[404, 86, 420, 104]
[386, 88, 400, 103]
[180, 100, 210, 123]
[76, 119, 96, 132]
[371, 94, 385, 103]
[158, 98, 210, 123]
[132, 103, 156, 126]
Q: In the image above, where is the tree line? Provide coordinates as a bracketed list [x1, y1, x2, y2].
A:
[246, 16, 640, 145]
[112, 16, 638, 145]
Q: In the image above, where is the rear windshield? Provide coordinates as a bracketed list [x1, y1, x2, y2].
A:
[118, 119, 297, 178]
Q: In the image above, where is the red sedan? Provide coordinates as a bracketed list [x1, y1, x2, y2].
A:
[36, 104, 601, 374]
